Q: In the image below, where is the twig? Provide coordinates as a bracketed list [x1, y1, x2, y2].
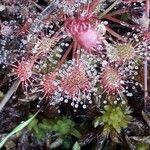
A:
[99, 0, 119, 19]
[0, 79, 21, 112]
[142, 111, 150, 127]
[129, 136, 150, 144]
[144, 0, 149, 112]
[29, 0, 61, 34]
[56, 43, 73, 70]
[49, 138, 63, 149]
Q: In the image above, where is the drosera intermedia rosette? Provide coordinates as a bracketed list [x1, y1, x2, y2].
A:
[32, 71, 60, 106]
[106, 33, 150, 65]
[56, 58, 99, 110]
[9, 56, 36, 92]
[97, 62, 141, 105]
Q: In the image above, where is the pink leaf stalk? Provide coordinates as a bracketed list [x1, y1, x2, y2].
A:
[144, 0, 150, 112]
[89, 0, 102, 14]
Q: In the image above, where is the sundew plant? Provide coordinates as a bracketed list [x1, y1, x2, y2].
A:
[0, 0, 150, 149]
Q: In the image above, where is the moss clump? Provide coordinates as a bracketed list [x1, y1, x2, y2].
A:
[102, 105, 132, 133]
[53, 117, 81, 138]
[53, 117, 75, 135]
[28, 116, 81, 139]
[136, 143, 149, 150]
[95, 105, 132, 133]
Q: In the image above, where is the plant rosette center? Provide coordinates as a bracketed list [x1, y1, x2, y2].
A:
[100, 66, 124, 94]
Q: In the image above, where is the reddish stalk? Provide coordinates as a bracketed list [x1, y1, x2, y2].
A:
[104, 15, 138, 29]
[106, 26, 127, 42]
[56, 43, 73, 70]
[72, 41, 77, 59]
[89, 0, 102, 14]
[144, 0, 149, 112]
[76, 45, 81, 62]
[108, 9, 129, 16]
[30, 0, 43, 10]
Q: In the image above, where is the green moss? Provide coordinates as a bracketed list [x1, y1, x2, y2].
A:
[136, 143, 149, 150]
[53, 118, 75, 135]
[62, 137, 73, 149]
[0, 91, 4, 101]
[95, 105, 132, 134]
[28, 115, 81, 139]
[53, 117, 81, 138]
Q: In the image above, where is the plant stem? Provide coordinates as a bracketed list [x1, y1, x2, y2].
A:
[144, 0, 149, 112]
[106, 26, 127, 42]
[89, 0, 103, 13]
[99, 0, 119, 19]
[104, 15, 138, 29]
[108, 8, 129, 16]
[0, 79, 21, 112]
[56, 43, 73, 70]
[29, 0, 61, 34]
